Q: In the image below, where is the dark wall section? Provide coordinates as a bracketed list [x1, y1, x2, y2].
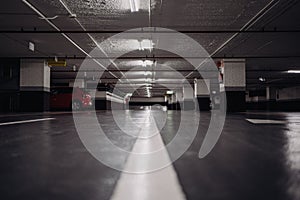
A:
[167, 103, 180, 110]
[0, 92, 20, 112]
[95, 99, 107, 110]
[19, 91, 50, 112]
[0, 59, 20, 112]
[0, 59, 20, 91]
[247, 100, 300, 111]
[225, 91, 246, 112]
[196, 97, 211, 111]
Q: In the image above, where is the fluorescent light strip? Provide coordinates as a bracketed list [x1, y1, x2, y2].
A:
[139, 39, 153, 51]
[22, 0, 119, 79]
[59, 0, 123, 80]
[129, 0, 139, 12]
[288, 70, 300, 74]
[185, 0, 279, 79]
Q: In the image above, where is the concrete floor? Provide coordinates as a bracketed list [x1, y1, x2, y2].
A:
[0, 111, 300, 200]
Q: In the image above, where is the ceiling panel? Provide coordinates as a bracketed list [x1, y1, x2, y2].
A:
[1, 0, 300, 95]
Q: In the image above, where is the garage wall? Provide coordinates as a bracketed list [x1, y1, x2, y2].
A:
[0, 59, 20, 112]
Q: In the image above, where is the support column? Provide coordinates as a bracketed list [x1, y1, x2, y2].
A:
[172, 93, 178, 110]
[222, 59, 246, 112]
[166, 93, 175, 110]
[183, 84, 195, 110]
[174, 90, 183, 110]
[266, 86, 277, 110]
[20, 60, 50, 112]
[195, 79, 211, 111]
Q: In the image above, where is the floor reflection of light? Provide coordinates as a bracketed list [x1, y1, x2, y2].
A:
[284, 114, 300, 199]
[110, 112, 185, 200]
[285, 124, 300, 169]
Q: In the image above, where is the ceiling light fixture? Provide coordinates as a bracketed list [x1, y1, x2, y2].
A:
[259, 77, 266, 82]
[138, 39, 154, 51]
[129, 0, 139, 12]
[166, 91, 174, 95]
[28, 41, 35, 52]
[142, 60, 154, 67]
[287, 70, 300, 73]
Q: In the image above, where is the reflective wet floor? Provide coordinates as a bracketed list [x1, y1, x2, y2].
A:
[0, 111, 300, 200]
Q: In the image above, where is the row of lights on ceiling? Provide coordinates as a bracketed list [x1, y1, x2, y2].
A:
[259, 70, 300, 82]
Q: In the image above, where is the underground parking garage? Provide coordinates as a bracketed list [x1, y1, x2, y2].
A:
[1, 0, 300, 199]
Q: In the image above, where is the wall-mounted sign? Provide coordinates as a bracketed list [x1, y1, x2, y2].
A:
[47, 60, 67, 67]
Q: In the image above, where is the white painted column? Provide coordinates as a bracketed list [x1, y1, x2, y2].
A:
[20, 60, 50, 111]
[20, 60, 50, 92]
[182, 84, 195, 110]
[195, 79, 211, 110]
[222, 59, 246, 111]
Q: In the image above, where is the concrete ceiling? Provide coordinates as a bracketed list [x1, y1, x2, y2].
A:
[0, 0, 300, 96]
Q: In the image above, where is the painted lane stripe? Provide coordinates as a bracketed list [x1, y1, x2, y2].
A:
[246, 119, 286, 124]
[110, 112, 186, 200]
[0, 118, 55, 126]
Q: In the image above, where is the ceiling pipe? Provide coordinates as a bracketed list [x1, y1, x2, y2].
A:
[22, 0, 118, 79]
[58, 0, 143, 94]
[185, 0, 280, 78]
[58, 0, 126, 78]
[211, 0, 280, 57]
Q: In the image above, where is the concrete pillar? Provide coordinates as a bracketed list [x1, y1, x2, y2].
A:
[20, 60, 50, 112]
[266, 87, 277, 101]
[222, 59, 246, 112]
[195, 79, 211, 111]
[166, 93, 176, 110]
[174, 90, 183, 110]
[266, 87, 277, 110]
[182, 84, 195, 110]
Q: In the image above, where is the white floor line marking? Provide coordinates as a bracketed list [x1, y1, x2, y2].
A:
[246, 118, 286, 124]
[0, 118, 55, 126]
[110, 112, 186, 200]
